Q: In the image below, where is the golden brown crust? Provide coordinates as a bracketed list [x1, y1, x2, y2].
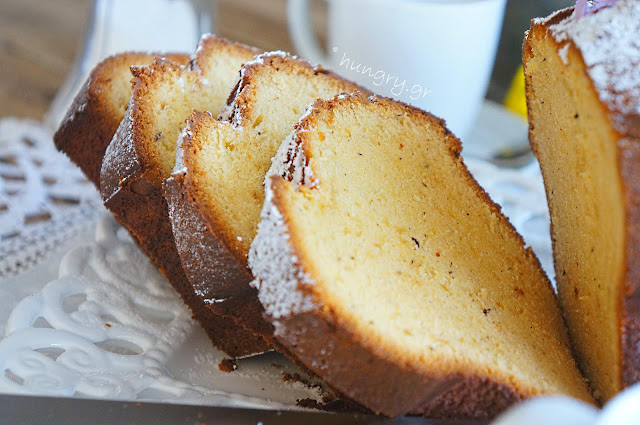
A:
[54, 52, 189, 186]
[524, 11, 640, 394]
[167, 112, 255, 298]
[164, 168, 253, 299]
[254, 93, 588, 418]
[163, 167, 275, 343]
[165, 167, 375, 404]
[275, 312, 522, 418]
[99, 37, 270, 357]
[54, 51, 265, 356]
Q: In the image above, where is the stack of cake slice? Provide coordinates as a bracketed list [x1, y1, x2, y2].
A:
[163, 52, 363, 354]
[54, 31, 603, 418]
[57, 36, 269, 357]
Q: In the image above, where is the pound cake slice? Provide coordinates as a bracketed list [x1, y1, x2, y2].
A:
[163, 52, 363, 350]
[100, 35, 268, 357]
[249, 93, 594, 418]
[54, 52, 189, 186]
[523, 0, 640, 402]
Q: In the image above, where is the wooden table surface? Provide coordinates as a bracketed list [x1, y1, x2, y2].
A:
[0, 0, 563, 121]
[0, 0, 326, 120]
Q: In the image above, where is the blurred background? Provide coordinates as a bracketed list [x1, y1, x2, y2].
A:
[0, 0, 574, 121]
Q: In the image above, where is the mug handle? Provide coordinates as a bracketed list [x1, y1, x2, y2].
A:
[287, 0, 328, 65]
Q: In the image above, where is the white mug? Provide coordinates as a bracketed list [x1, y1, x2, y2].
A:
[287, 0, 507, 142]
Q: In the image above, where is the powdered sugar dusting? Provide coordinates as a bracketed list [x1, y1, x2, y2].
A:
[249, 115, 319, 320]
[248, 182, 317, 320]
[101, 100, 139, 199]
[574, 0, 621, 18]
[549, 0, 640, 133]
[194, 33, 210, 56]
[177, 75, 186, 92]
[265, 108, 317, 189]
[242, 50, 294, 68]
[172, 126, 190, 174]
[558, 43, 570, 65]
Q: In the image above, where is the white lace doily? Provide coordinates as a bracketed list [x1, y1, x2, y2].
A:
[0, 118, 104, 278]
[0, 215, 323, 407]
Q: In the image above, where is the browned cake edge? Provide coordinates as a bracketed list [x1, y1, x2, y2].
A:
[524, 10, 640, 392]
[619, 138, 640, 387]
[163, 142, 259, 300]
[54, 52, 189, 186]
[163, 167, 277, 344]
[99, 37, 270, 357]
[249, 93, 588, 418]
[271, 292, 520, 419]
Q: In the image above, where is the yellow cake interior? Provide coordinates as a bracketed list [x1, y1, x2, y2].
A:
[143, 49, 254, 184]
[186, 65, 357, 258]
[271, 97, 593, 402]
[524, 27, 625, 401]
[106, 60, 145, 118]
